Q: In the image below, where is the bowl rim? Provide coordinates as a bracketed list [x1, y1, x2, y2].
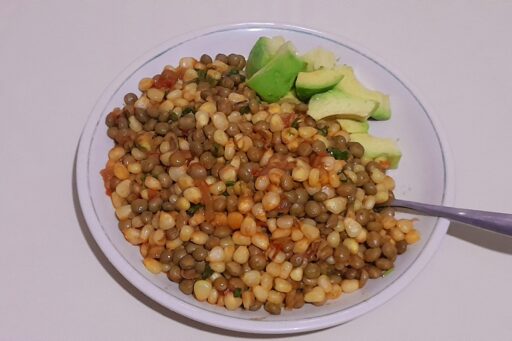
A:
[76, 22, 455, 334]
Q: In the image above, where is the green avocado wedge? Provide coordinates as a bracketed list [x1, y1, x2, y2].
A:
[302, 47, 337, 71]
[247, 42, 306, 103]
[307, 89, 377, 121]
[295, 68, 344, 101]
[349, 133, 402, 168]
[245, 36, 285, 79]
[336, 65, 391, 120]
[338, 119, 369, 133]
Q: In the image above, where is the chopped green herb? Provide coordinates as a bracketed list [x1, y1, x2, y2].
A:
[225, 181, 236, 187]
[319, 126, 328, 136]
[239, 105, 251, 114]
[328, 148, 350, 160]
[187, 204, 204, 216]
[201, 263, 213, 279]
[169, 112, 179, 122]
[197, 69, 207, 81]
[212, 143, 223, 157]
[206, 76, 218, 87]
[233, 288, 242, 298]
[291, 118, 301, 129]
[228, 69, 239, 76]
[182, 107, 195, 115]
[383, 268, 394, 276]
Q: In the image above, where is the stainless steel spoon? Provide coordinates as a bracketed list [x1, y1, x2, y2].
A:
[389, 199, 512, 236]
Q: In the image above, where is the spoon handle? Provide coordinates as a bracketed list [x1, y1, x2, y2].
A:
[391, 199, 512, 236]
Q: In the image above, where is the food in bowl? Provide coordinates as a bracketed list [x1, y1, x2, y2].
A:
[100, 37, 421, 315]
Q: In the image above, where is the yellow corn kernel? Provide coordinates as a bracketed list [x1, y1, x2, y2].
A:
[147, 88, 165, 102]
[207, 288, 219, 305]
[267, 290, 284, 305]
[291, 228, 303, 241]
[327, 231, 341, 248]
[165, 238, 183, 250]
[179, 225, 193, 242]
[209, 261, 225, 273]
[304, 286, 325, 303]
[341, 279, 359, 293]
[292, 167, 310, 182]
[183, 68, 198, 82]
[109, 146, 126, 161]
[343, 238, 359, 254]
[115, 179, 131, 198]
[253, 285, 268, 302]
[113, 163, 129, 180]
[271, 228, 291, 240]
[175, 197, 190, 211]
[242, 270, 261, 287]
[183, 186, 202, 204]
[318, 275, 333, 293]
[144, 176, 162, 191]
[397, 219, 414, 233]
[233, 231, 251, 246]
[213, 130, 228, 146]
[344, 217, 363, 238]
[327, 284, 343, 300]
[272, 251, 286, 264]
[269, 114, 285, 132]
[298, 126, 317, 139]
[242, 291, 255, 310]
[140, 224, 153, 242]
[265, 262, 281, 278]
[143, 258, 162, 274]
[239, 209, 256, 229]
[260, 273, 273, 291]
[233, 246, 250, 264]
[278, 261, 293, 279]
[274, 278, 292, 293]
[267, 103, 281, 114]
[301, 223, 320, 241]
[405, 230, 421, 244]
[138, 77, 153, 91]
[293, 238, 310, 254]
[251, 232, 269, 250]
[199, 101, 216, 115]
[193, 280, 212, 301]
[123, 228, 142, 245]
[390, 228, 405, 242]
[290, 267, 303, 282]
[191, 231, 208, 245]
[115, 205, 132, 220]
[158, 211, 175, 230]
[150, 229, 165, 246]
[262, 192, 281, 211]
[224, 292, 243, 310]
[355, 228, 367, 243]
[324, 197, 348, 214]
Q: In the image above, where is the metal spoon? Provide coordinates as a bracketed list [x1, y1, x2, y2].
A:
[389, 199, 512, 236]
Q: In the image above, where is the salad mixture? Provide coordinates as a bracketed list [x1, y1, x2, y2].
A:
[101, 37, 420, 315]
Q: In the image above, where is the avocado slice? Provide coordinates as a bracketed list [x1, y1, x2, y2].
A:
[307, 89, 377, 121]
[247, 42, 306, 103]
[295, 69, 344, 101]
[279, 91, 302, 105]
[336, 65, 391, 120]
[245, 36, 286, 79]
[303, 47, 337, 71]
[349, 133, 402, 168]
[338, 119, 369, 133]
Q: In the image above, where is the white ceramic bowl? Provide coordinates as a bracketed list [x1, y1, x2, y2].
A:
[76, 23, 454, 334]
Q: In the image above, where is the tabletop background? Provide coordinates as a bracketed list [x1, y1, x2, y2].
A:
[1, 1, 511, 340]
